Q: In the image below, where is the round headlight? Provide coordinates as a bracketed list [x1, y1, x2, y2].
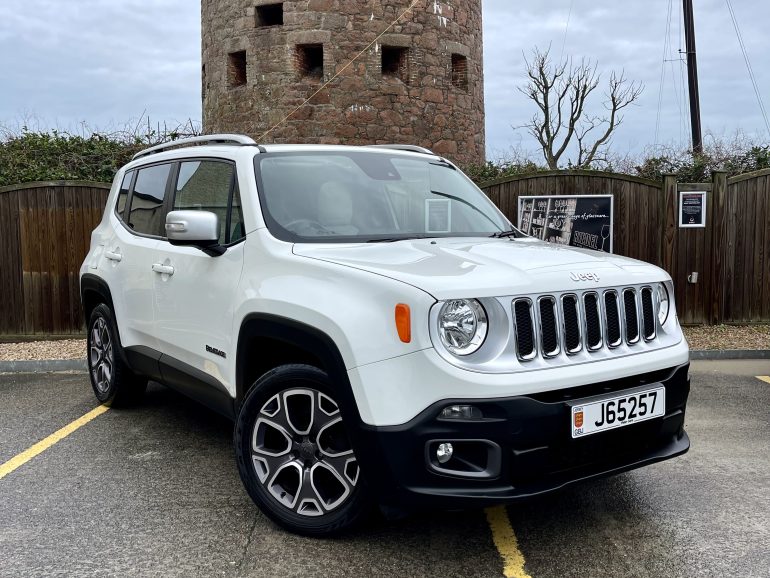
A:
[438, 299, 488, 356]
[657, 283, 670, 325]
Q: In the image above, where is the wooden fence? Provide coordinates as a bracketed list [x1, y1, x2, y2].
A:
[0, 181, 111, 337]
[0, 170, 767, 336]
[482, 169, 770, 325]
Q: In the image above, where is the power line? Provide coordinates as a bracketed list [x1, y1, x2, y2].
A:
[724, 0, 770, 135]
[559, 0, 574, 62]
[655, 0, 674, 146]
[258, 0, 422, 141]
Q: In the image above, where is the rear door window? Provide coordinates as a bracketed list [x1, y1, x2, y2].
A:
[127, 164, 171, 236]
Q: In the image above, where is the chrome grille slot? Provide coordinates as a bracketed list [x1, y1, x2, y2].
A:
[561, 294, 582, 354]
[623, 288, 641, 344]
[506, 284, 662, 365]
[603, 290, 622, 348]
[513, 299, 537, 361]
[641, 287, 656, 340]
[583, 292, 603, 350]
[538, 296, 560, 358]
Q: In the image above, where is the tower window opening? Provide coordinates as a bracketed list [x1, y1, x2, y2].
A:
[296, 44, 324, 79]
[256, 3, 283, 27]
[451, 54, 469, 91]
[228, 50, 247, 88]
[381, 46, 410, 85]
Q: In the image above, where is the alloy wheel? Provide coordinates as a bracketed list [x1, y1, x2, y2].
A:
[251, 388, 360, 517]
[89, 317, 114, 394]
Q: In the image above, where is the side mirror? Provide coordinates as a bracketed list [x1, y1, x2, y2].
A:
[165, 210, 225, 256]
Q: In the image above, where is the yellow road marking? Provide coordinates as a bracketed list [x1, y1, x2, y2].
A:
[757, 376, 770, 384]
[0, 405, 109, 481]
[485, 506, 532, 578]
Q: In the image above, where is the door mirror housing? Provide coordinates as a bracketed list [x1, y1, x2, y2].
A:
[165, 210, 225, 256]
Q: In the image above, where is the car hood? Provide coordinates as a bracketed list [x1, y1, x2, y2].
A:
[292, 237, 669, 300]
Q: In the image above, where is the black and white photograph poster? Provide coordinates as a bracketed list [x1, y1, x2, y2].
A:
[679, 191, 707, 228]
[518, 195, 614, 253]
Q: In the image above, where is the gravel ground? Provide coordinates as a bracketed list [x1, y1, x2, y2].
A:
[0, 339, 86, 362]
[684, 325, 770, 350]
[0, 325, 768, 361]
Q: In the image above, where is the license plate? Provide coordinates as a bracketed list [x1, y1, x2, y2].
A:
[571, 387, 665, 438]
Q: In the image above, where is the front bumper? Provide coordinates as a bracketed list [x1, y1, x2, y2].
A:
[352, 363, 690, 511]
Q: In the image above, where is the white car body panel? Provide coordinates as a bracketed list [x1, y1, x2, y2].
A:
[80, 143, 689, 428]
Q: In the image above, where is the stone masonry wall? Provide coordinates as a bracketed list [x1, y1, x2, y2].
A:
[202, 0, 485, 165]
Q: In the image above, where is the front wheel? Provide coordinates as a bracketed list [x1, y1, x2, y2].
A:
[234, 364, 370, 536]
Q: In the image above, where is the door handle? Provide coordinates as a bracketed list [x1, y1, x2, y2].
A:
[104, 250, 122, 262]
[152, 263, 175, 276]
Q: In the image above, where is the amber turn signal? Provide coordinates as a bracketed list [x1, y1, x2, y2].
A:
[395, 304, 411, 343]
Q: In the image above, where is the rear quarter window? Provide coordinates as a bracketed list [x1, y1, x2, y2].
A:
[115, 171, 133, 219]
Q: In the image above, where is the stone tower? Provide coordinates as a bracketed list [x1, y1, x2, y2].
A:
[201, 0, 485, 165]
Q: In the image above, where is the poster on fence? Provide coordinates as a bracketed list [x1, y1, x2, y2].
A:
[518, 195, 614, 253]
[679, 191, 707, 228]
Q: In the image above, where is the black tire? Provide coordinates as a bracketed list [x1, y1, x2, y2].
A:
[235, 364, 371, 536]
[86, 304, 147, 407]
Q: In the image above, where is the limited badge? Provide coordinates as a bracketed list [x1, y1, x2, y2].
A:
[574, 411, 584, 429]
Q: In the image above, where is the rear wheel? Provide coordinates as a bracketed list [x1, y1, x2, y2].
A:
[87, 304, 147, 407]
[235, 364, 370, 536]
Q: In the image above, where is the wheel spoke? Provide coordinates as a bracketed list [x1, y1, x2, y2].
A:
[294, 469, 325, 516]
[267, 460, 303, 509]
[310, 460, 352, 511]
[316, 417, 354, 458]
[282, 389, 314, 436]
[252, 417, 292, 457]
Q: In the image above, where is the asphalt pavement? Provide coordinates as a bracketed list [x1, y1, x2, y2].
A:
[1, 360, 768, 577]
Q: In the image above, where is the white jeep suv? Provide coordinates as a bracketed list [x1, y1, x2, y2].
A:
[80, 135, 690, 535]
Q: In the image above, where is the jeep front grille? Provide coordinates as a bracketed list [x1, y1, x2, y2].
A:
[511, 286, 662, 362]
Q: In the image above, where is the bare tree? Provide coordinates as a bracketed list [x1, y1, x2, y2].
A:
[519, 47, 643, 169]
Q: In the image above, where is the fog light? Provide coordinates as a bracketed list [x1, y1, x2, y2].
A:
[436, 443, 454, 464]
[440, 405, 483, 420]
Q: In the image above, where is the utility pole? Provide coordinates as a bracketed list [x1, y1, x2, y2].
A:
[683, 0, 703, 154]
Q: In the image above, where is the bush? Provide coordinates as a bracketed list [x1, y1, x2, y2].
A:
[462, 136, 770, 186]
[0, 121, 199, 188]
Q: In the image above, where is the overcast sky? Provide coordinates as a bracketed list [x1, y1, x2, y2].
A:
[1, 0, 768, 163]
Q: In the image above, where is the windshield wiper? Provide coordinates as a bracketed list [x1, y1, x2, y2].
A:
[490, 228, 523, 239]
[366, 235, 435, 243]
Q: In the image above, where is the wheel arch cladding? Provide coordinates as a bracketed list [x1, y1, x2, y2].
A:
[236, 314, 362, 423]
[80, 274, 116, 325]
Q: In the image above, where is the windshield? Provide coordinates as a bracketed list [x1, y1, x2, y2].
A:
[254, 151, 512, 243]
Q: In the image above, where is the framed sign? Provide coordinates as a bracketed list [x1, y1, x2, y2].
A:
[518, 195, 614, 253]
[679, 191, 707, 228]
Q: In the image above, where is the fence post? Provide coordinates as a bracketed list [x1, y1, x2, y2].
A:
[710, 170, 728, 325]
[660, 174, 678, 274]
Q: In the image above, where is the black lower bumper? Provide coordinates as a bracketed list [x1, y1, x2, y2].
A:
[352, 363, 691, 511]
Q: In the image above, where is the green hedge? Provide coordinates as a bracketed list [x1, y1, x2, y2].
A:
[2, 129, 768, 188]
